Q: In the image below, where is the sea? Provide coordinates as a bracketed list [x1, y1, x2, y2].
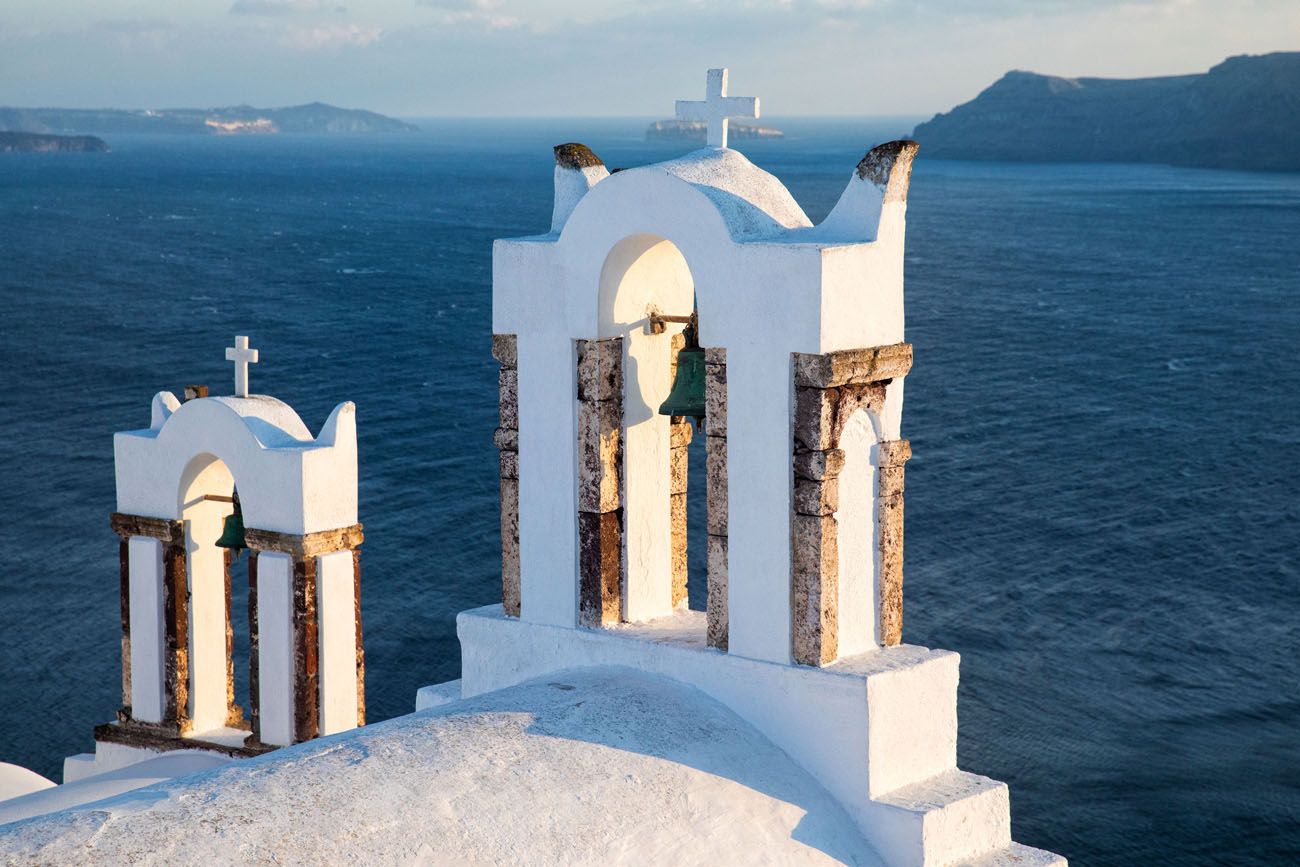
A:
[1, 119, 1297, 865]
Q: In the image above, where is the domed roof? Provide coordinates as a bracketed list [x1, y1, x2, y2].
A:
[625, 148, 813, 241]
[0, 669, 881, 865]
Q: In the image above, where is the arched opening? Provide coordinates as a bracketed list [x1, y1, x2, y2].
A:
[596, 234, 700, 623]
[836, 410, 882, 654]
[177, 454, 250, 740]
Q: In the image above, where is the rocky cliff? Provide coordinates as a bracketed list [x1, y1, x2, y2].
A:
[0, 132, 108, 153]
[912, 52, 1300, 171]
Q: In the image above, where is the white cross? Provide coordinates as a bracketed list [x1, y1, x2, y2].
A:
[225, 335, 259, 398]
[675, 68, 759, 150]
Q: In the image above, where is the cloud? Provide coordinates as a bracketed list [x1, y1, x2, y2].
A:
[230, 0, 347, 16]
[416, 0, 520, 30]
[282, 23, 382, 48]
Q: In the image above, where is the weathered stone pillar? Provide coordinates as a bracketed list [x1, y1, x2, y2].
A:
[576, 337, 623, 627]
[117, 537, 131, 713]
[110, 513, 190, 735]
[704, 347, 729, 650]
[244, 524, 364, 745]
[246, 551, 261, 739]
[492, 333, 521, 617]
[668, 331, 691, 609]
[790, 343, 912, 666]
[876, 438, 911, 647]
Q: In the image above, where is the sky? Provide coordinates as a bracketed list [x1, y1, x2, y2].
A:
[1, 0, 1296, 117]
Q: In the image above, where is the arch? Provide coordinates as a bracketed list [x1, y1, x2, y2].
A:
[595, 234, 696, 623]
[836, 408, 883, 655]
[115, 397, 357, 536]
[177, 453, 245, 735]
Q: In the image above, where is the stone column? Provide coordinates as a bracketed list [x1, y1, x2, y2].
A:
[244, 524, 364, 746]
[222, 549, 246, 730]
[668, 332, 691, 609]
[576, 337, 623, 627]
[790, 343, 912, 666]
[704, 347, 729, 650]
[492, 333, 521, 617]
[876, 438, 911, 647]
[110, 513, 190, 735]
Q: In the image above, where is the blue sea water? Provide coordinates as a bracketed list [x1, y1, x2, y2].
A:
[1, 119, 1298, 864]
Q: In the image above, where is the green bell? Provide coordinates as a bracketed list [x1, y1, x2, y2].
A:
[658, 313, 707, 423]
[216, 496, 247, 551]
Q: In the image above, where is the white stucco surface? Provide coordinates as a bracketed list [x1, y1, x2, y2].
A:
[317, 549, 359, 736]
[114, 395, 357, 536]
[256, 552, 295, 747]
[0, 670, 892, 865]
[494, 136, 915, 664]
[127, 537, 165, 723]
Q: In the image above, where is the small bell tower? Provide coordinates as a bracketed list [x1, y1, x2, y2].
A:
[71, 337, 366, 781]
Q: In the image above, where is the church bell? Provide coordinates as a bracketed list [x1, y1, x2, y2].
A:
[216, 492, 247, 552]
[658, 313, 707, 424]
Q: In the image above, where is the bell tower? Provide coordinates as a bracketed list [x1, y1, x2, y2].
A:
[69, 337, 366, 782]
[449, 69, 1064, 866]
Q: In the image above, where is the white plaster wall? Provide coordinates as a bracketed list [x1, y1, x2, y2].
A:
[181, 457, 235, 734]
[598, 234, 694, 623]
[257, 552, 295, 746]
[317, 550, 359, 736]
[456, 607, 969, 864]
[127, 537, 165, 723]
[114, 397, 357, 536]
[492, 152, 909, 664]
[837, 410, 881, 657]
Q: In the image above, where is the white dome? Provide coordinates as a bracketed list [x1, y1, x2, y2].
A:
[0, 669, 882, 866]
[624, 148, 813, 241]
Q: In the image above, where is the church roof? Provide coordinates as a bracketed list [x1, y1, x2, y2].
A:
[0, 669, 882, 865]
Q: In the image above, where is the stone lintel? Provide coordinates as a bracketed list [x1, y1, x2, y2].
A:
[792, 342, 912, 389]
[491, 333, 517, 369]
[243, 524, 364, 559]
[110, 512, 183, 544]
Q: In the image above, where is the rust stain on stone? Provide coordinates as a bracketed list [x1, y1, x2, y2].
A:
[353, 548, 366, 727]
[247, 552, 261, 742]
[118, 540, 132, 712]
[292, 557, 320, 743]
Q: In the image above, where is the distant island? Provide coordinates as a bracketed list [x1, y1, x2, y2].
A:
[646, 119, 783, 142]
[912, 52, 1300, 171]
[0, 102, 418, 137]
[0, 131, 108, 153]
